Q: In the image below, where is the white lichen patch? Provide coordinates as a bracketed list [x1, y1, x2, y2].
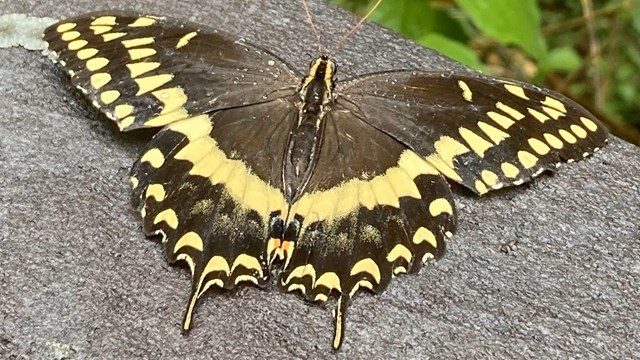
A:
[0, 13, 57, 51]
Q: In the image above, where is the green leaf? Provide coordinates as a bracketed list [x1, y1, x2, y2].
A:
[455, 0, 547, 59]
[537, 46, 581, 76]
[419, 33, 485, 71]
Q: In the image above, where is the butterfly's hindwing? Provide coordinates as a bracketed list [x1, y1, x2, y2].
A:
[338, 72, 608, 194]
[44, 12, 299, 131]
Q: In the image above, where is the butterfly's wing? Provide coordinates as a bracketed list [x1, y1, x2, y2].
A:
[280, 108, 455, 349]
[335, 71, 608, 194]
[44, 12, 299, 131]
[280, 70, 608, 349]
[45, 13, 301, 330]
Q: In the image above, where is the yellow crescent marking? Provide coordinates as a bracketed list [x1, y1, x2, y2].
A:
[102, 32, 127, 42]
[315, 294, 329, 302]
[504, 84, 529, 99]
[60, 31, 80, 41]
[67, 39, 87, 50]
[496, 102, 525, 120]
[86, 57, 109, 71]
[145, 183, 166, 202]
[459, 127, 493, 157]
[458, 80, 473, 102]
[231, 254, 264, 278]
[422, 252, 435, 263]
[570, 124, 588, 139]
[234, 275, 258, 285]
[129, 17, 157, 27]
[140, 148, 165, 168]
[128, 48, 157, 61]
[528, 138, 551, 155]
[541, 96, 567, 113]
[134, 74, 174, 95]
[477, 121, 510, 144]
[90, 73, 111, 89]
[56, 22, 76, 33]
[559, 129, 577, 144]
[177, 31, 198, 49]
[130, 176, 139, 189]
[429, 198, 453, 217]
[126, 61, 161, 78]
[393, 266, 407, 275]
[580, 117, 599, 132]
[122, 37, 155, 48]
[413, 227, 437, 247]
[350, 258, 381, 283]
[481, 170, 499, 188]
[543, 133, 564, 149]
[77, 48, 98, 60]
[501, 162, 520, 179]
[89, 25, 112, 35]
[153, 209, 178, 229]
[315, 272, 341, 291]
[386, 244, 412, 263]
[91, 16, 117, 26]
[487, 111, 515, 129]
[517, 151, 538, 169]
[528, 108, 551, 123]
[287, 283, 306, 293]
[99, 90, 120, 105]
[284, 264, 316, 285]
[200, 279, 224, 295]
[174, 231, 204, 252]
[176, 253, 194, 275]
[202, 256, 231, 276]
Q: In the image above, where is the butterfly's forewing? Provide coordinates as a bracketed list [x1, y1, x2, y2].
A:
[335, 71, 608, 194]
[44, 12, 299, 131]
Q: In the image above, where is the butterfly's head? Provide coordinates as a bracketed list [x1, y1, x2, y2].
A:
[305, 55, 337, 90]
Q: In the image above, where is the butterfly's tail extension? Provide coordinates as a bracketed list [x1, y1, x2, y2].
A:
[332, 294, 351, 350]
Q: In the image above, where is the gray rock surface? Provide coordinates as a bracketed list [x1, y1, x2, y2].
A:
[1, 0, 639, 359]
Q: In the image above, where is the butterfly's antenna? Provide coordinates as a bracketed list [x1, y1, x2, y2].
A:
[328, 0, 382, 55]
[302, 0, 328, 55]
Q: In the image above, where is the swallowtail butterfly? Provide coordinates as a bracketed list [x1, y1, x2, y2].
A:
[43, 5, 608, 350]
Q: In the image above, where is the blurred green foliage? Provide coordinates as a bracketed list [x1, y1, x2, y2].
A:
[329, 0, 640, 142]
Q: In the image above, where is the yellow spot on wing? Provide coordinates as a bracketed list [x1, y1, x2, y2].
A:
[496, 102, 525, 120]
[541, 96, 567, 113]
[174, 231, 204, 252]
[90, 73, 111, 89]
[487, 111, 515, 129]
[130, 176, 139, 189]
[114, 104, 134, 118]
[122, 37, 155, 48]
[570, 124, 588, 139]
[504, 84, 529, 99]
[56, 22, 76, 33]
[67, 39, 87, 50]
[119, 117, 135, 130]
[528, 108, 551, 123]
[145, 183, 166, 201]
[459, 127, 494, 157]
[100, 90, 120, 105]
[128, 48, 157, 61]
[387, 244, 412, 263]
[61, 31, 80, 41]
[528, 138, 551, 155]
[134, 74, 173, 95]
[140, 148, 165, 168]
[350, 258, 381, 283]
[433, 136, 470, 168]
[475, 180, 488, 194]
[177, 31, 198, 48]
[129, 17, 157, 27]
[477, 121, 510, 145]
[413, 227, 437, 247]
[77, 48, 98, 60]
[501, 162, 520, 178]
[481, 170, 499, 187]
[86, 57, 109, 71]
[90, 25, 112, 35]
[91, 16, 117, 26]
[429, 198, 453, 216]
[580, 117, 599, 132]
[544, 133, 564, 149]
[542, 106, 564, 120]
[102, 32, 127, 42]
[458, 80, 472, 102]
[517, 151, 538, 169]
[153, 87, 188, 114]
[316, 272, 341, 291]
[153, 209, 178, 229]
[126, 61, 161, 78]
[559, 129, 577, 144]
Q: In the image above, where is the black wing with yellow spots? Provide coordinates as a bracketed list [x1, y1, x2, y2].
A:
[44, 11, 608, 351]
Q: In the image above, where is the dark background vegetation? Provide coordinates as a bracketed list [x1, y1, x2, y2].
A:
[330, 0, 640, 145]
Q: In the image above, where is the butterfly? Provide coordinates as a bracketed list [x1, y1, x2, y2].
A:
[43, 5, 608, 350]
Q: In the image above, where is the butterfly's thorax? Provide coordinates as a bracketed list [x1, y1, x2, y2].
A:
[283, 56, 336, 202]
